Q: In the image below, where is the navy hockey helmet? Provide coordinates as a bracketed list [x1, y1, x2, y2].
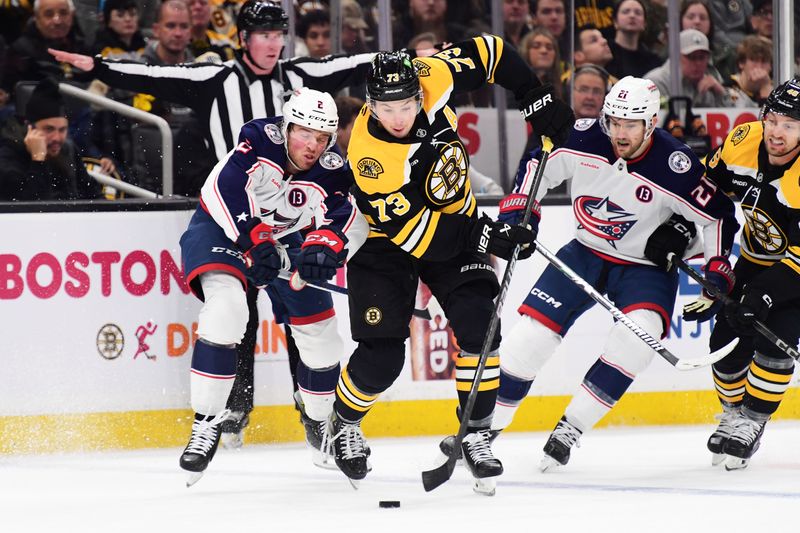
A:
[366, 51, 421, 103]
[237, 0, 289, 35]
[761, 77, 800, 122]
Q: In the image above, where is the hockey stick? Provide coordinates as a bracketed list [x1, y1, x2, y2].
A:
[669, 254, 800, 360]
[421, 136, 554, 492]
[275, 271, 434, 320]
[533, 243, 738, 370]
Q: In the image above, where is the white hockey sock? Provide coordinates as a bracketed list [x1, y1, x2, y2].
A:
[299, 389, 335, 422]
[563, 384, 613, 434]
[491, 401, 519, 431]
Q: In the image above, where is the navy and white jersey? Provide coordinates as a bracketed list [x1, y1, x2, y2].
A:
[92, 50, 374, 160]
[514, 119, 739, 264]
[200, 117, 368, 258]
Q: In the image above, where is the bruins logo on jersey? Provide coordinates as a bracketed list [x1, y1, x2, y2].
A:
[743, 205, 787, 254]
[413, 60, 431, 77]
[731, 124, 751, 146]
[707, 148, 721, 169]
[357, 157, 384, 179]
[426, 141, 468, 205]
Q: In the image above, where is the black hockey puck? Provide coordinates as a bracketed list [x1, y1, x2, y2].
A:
[378, 500, 400, 508]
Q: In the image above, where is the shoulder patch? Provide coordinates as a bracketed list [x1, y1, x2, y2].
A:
[264, 123, 284, 144]
[731, 124, 750, 146]
[413, 59, 431, 77]
[356, 157, 384, 179]
[574, 118, 596, 131]
[668, 151, 692, 174]
[319, 151, 343, 170]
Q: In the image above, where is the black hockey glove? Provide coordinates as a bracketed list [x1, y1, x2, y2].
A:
[236, 219, 282, 288]
[683, 256, 735, 322]
[724, 285, 773, 336]
[644, 215, 697, 270]
[468, 214, 536, 261]
[295, 226, 348, 284]
[519, 83, 575, 147]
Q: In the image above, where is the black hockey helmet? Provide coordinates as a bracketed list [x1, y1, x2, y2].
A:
[366, 51, 421, 102]
[237, 0, 289, 34]
[761, 77, 800, 121]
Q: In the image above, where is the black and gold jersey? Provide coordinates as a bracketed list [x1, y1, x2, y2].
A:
[705, 120, 800, 303]
[347, 35, 540, 261]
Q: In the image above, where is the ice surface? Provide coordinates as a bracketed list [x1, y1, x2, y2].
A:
[2, 423, 797, 532]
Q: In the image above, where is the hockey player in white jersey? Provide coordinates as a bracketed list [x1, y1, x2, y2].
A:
[489, 76, 740, 470]
[177, 88, 368, 485]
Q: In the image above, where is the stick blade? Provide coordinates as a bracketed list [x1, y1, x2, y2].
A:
[674, 337, 739, 370]
[421, 455, 457, 492]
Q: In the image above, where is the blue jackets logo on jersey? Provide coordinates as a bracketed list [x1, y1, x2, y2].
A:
[574, 195, 637, 247]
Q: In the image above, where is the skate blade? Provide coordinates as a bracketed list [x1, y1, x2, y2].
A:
[724, 456, 750, 471]
[347, 477, 361, 490]
[311, 450, 339, 470]
[185, 471, 204, 487]
[472, 476, 496, 497]
[220, 433, 244, 450]
[711, 453, 726, 466]
[539, 455, 563, 473]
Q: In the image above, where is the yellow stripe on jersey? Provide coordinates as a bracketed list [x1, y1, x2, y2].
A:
[739, 246, 778, 267]
[782, 246, 800, 275]
[416, 56, 455, 117]
[780, 171, 800, 208]
[392, 208, 426, 245]
[413, 211, 441, 257]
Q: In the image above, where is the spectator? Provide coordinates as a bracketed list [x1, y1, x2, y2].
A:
[531, 0, 568, 53]
[644, 28, 732, 108]
[520, 28, 563, 101]
[573, 25, 613, 71]
[296, 9, 332, 59]
[391, 0, 480, 50]
[342, 0, 372, 54]
[504, 0, 533, 48]
[706, 0, 752, 52]
[4, 0, 90, 93]
[334, 94, 363, 156]
[725, 35, 773, 107]
[92, 0, 146, 60]
[0, 78, 103, 201]
[144, 0, 194, 66]
[681, 0, 736, 85]
[749, 0, 772, 43]
[187, 0, 238, 61]
[570, 64, 610, 119]
[605, 0, 663, 79]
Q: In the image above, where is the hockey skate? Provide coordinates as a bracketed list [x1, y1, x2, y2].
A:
[326, 412, 371, 489]
[438, 429, 501, 464]
[219, 410, 249, 450]
[540, 416, 582, 472]
[294, 392, 336, 469]
[180, 410, 231, 487]
[722, 414, 767, 471]
[461, 430, 504, 496]
[707, 407, 739, 466]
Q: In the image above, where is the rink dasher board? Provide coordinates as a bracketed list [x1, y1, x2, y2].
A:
[1, 206, 797, 453]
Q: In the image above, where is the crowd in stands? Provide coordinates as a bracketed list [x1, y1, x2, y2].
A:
[0, 0, 794, 202]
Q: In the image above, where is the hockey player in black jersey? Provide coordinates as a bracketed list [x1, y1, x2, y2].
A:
[326, 39, 574, 493]
[688, 78, 800, 470]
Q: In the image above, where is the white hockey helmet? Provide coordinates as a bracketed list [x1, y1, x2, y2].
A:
[600, 76, 661, 139]
[282, 87, 338, 150]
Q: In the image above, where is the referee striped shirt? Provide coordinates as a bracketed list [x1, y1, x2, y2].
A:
[93, 50, 375, 160]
